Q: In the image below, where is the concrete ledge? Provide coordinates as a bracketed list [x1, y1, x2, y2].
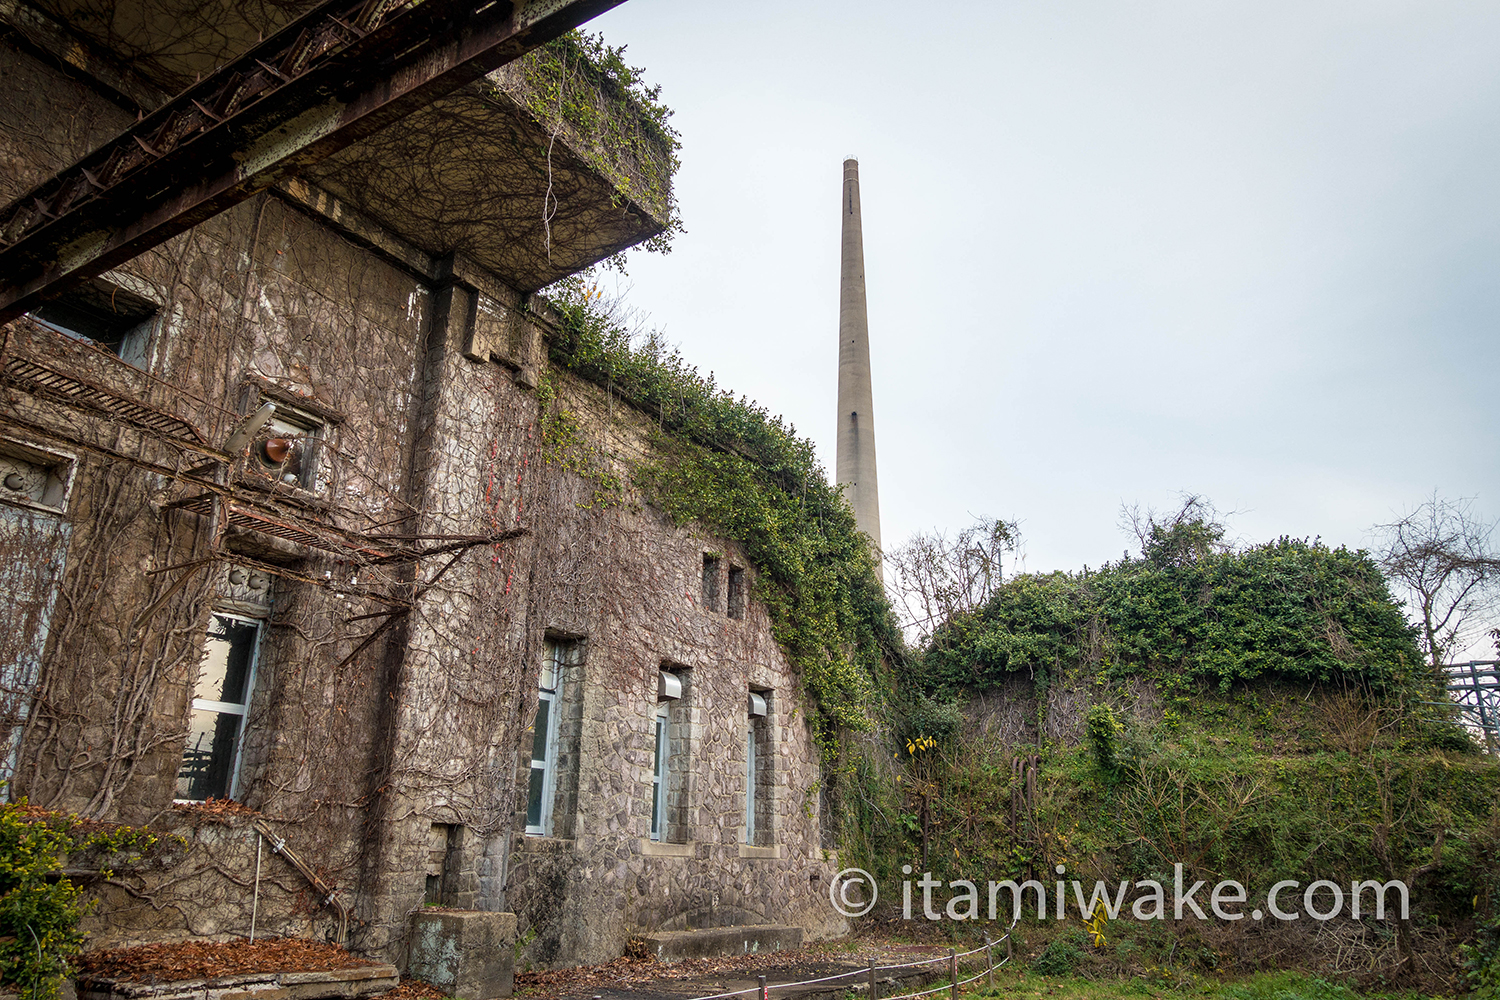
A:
[737, 844, 781, 859]
[644, 925, 803, 963]
[407, 909, 516, 1000]
[515, 835, 574, 854]
[638, 839, 695, 857]
[78, 965, 398, 1000]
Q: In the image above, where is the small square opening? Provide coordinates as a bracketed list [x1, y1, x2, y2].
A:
[30, 279, 155, 361]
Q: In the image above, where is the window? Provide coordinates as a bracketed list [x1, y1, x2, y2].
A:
[0, 440, 73, 515]
[701, 554, 720, 612]
[650, 702, 669, 840]
[0, 440, 75, 791]
[525, 637, 584, 837]
[175, 614, 261, 801]
[29, 278, 155, 364]
[746, 690, 771, 845]
[251, 406, 325, 493]
[424, 823, 462, 906]
[525, 640, 566, 835]
[727, 565, 746, 620]
[651, 667, 688, 843]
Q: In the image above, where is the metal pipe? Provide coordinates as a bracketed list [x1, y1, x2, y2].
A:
[250, 832, 262, 942]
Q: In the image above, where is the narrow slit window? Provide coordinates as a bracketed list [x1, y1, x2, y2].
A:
[175, 614, 261, 801]
[701, 554, 720, 612]
[745, 724, 757, 843]
[652, 667, 686, 842]
[424, 823, 450, 905]
[525, 639, 566, 836]
[746, 690, 771, 845]
[727, 566, 746, 620]
[651, 702, 669, 840]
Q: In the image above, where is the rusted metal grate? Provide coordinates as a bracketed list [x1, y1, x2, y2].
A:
[1, 355, 207, 444]
[172, 493, 333, 552]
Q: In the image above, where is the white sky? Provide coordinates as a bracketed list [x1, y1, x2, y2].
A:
[586, 1, 1500, 617]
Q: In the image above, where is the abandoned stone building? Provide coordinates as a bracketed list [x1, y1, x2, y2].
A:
[0, 0, 851, 976]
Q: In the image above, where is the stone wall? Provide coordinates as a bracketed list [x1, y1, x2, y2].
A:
[2, 32, 846, 970]
[80, 812, 344, 949]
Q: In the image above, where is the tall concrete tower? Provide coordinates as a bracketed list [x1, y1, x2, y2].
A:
[836, 158, 883, 571]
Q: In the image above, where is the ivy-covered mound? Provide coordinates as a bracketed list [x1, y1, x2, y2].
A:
[543, 278, 901, 745]
[878, 513, 1498, 990]
[0, 803, 156, 999]
[920, 516, 1425, 695]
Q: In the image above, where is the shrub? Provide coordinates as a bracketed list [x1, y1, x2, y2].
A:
[1463, 913, 1500, 1000]
[0, 802, 155, 999]
[1031, 931, 1086, 975]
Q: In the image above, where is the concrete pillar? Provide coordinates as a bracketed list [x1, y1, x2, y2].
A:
[836, 158, 883, 577]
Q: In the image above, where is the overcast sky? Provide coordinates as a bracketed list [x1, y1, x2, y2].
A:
[586, 1, 1500, 629]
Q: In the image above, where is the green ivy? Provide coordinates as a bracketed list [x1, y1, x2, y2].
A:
[542, 279, 902, 750]
[1464, 912, 1500, 1000]
[0, 803, 156, 999]
[919, 531, 1424, 696]
[514, 31, 682, 262]
[539, 403, 624, 510]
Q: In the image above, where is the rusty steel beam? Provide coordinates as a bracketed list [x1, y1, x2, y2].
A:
[0, 0, 625, 324]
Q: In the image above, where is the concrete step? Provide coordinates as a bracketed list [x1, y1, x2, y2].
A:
[643, 925, 804, 963]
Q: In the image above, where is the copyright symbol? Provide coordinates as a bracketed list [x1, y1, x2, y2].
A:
[829, 867, 878, 917]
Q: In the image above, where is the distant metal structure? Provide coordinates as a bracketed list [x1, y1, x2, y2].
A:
[1444, 660, 1499, 752]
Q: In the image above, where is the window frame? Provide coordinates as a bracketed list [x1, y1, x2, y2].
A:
[251, 405, 326, 493]
[28, 278, 157, 363]
[525, 639, 568, 836]
[174, 611, 263, 802]
[745, 722, 758, 843]
[650, 702, 669, 841]
[745, 689, 771, 845]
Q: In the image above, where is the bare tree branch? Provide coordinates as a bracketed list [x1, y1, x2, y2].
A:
[886, 516, 1020, 644]
[1372, 492, 1500, 669]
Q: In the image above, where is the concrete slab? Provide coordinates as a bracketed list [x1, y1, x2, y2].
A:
[406, 909, 516, 999]
[77, 964, 398, 1000]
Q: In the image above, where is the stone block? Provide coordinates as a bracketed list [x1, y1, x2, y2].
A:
[77, 966, 398, 1000]
[406, 910, 516, 999]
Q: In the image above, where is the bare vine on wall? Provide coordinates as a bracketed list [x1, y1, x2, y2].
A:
[0, 13, 696, 952]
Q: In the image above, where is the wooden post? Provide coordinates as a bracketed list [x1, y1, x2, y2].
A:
[868, 958, 878, 999]
[758, 974, 768, 1000]
[985, 934, 994, 987]
[950, 948, 958, 999]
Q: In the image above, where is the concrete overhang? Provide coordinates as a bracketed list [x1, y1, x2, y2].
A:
[303, 57, 675, 292]
[15, 0, 674, 291]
